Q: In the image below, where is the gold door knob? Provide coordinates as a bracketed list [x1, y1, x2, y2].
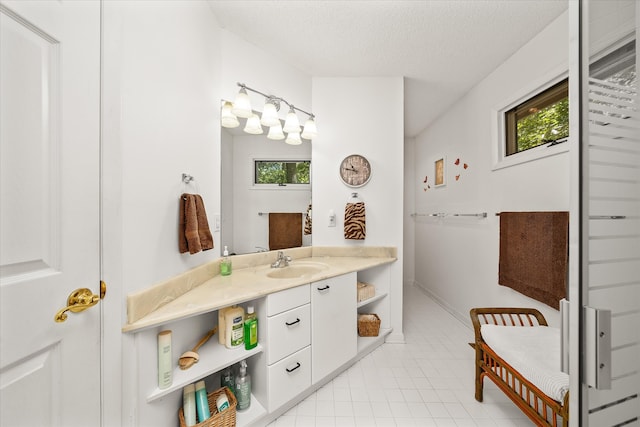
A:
[54, 281, 106, 323]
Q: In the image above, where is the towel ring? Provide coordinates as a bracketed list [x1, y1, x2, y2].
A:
[181, 173, 200, 198]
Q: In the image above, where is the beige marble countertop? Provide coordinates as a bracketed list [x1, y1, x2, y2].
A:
[123, 246, 396, 333]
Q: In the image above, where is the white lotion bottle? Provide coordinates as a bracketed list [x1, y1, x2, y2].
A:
[157, 330, 172, 389]
[182, 384, 197, 426]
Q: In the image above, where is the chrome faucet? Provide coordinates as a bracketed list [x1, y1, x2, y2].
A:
[271, 251, 292, 268]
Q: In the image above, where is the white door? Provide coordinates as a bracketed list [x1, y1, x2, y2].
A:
[0, 1, 102, 426]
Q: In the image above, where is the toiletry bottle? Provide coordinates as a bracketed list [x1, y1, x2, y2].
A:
[216, 392, 230, 412]
[194, 380, 211, 422]
[182, 384, 197, 427]
[220, 366, 235, 396]
[157, 330, 172, 389]
[224, 305, 244, 349]
[220, 246, 232, 276]
[235, 360, 251, 411]
[218, 306, 229, 345]
[244, 306, 258, 350]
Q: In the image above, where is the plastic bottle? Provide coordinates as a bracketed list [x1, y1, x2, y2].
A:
[157, 330, 172, 389]
[194, 380, 211, 422]
[218, 306, 229, 345]
[182, 384, 197, 427]
[220, 246, 232, 276]
[235, 360, 251, 411]
[224, 305, 244, 349]
[244, 306, 258, 350]
[220, 366, 235, 396]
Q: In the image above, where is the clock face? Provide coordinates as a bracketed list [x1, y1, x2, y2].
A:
[339, 154, 371, 187]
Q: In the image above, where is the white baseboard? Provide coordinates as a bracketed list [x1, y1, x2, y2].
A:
[412, 280, 472, 329]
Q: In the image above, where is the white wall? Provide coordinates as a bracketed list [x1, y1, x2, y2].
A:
[312, 77, 405, 342]
[102, 3, 317, 425]
[411, 11, 570, 327]
[219, 29, 312, 122]
[102, 2, 223, 425]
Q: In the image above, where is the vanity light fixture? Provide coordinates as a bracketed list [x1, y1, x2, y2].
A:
[221, 101, 240, 128]
[222, 82, 317, 143]
[244, 114, 264, 135]
[267, 122, 285, 140]
[285, 131, 302, 145]
[231, 86, 252, 118]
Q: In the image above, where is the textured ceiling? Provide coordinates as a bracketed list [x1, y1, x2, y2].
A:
[208, 0, 568, 137]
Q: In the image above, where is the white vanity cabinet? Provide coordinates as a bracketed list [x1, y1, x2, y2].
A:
[311, 272, 357, 383]
[254, 284, 312, 412]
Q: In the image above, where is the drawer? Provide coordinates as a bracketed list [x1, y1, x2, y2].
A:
[267, 303, 310, 364]
[267, 346, 311, 412]
[266, 284, 310, 316]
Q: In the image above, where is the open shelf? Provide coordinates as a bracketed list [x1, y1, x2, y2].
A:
[357, 292, 387, 309]
[147, 344, 263, 402]
[236, 394, 267, 426]
[357, 328, 392, 354]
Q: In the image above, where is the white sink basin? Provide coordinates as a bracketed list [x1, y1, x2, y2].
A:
[266, 262, 329, 279]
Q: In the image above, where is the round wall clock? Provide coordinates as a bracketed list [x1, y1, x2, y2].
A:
[339, 154, 372, 187]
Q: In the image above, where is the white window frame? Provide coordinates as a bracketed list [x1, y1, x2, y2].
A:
[492, 66, 570, 171]
[251, 156, 311, 191]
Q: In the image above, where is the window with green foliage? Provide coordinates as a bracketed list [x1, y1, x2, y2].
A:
[254, 160, 310, 185]
[505, 79, 569, 156]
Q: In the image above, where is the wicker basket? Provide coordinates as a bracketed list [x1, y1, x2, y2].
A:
[356, 282, 375, 302]
[179, 386, 237, 427]
[358, 313, 381, 337]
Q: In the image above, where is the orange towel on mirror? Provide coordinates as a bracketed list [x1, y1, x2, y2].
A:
[179, 193, 214, 254]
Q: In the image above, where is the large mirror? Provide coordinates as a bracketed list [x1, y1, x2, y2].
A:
[220, 103, 312, 255]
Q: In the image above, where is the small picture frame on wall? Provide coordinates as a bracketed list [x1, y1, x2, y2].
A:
[434, 156, 446, 187]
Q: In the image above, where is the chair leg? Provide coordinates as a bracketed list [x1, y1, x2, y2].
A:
[474, 361, 484, 402]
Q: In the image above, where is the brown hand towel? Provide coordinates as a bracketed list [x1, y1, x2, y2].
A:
[194, 194, 214, 251]
[269, 213, 302, 250]
[344, 201, 366, 240]
[179, 193, 214, 254]
[498, 211, 568, 309]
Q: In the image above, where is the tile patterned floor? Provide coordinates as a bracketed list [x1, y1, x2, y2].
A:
[268, 285, 532, 427]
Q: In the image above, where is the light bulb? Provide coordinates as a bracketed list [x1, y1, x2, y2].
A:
[260, 100, 280, 127]
[301, 116, 317, 139]
[285, 131, 302, 145]
[283, 106, 301, 133]
[267, 123, 285, 140]
[221, 101, 239, 128]
[244, 114, 263, 135]
[232, 87, 253, 118]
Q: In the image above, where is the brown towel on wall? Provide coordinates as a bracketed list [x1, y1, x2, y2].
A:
[179, 193, 214, 255]
[499, 211, 568, 309]
[344, 201, 366, 240]
[269, 213, 302, 250]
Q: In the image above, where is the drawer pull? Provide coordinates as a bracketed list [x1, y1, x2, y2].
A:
[285, 318, 301, 326]
[286, 362, 301, 373]
[316, 285, 330, 291]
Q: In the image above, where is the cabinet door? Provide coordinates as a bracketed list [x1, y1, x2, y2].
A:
[311, 272, 357, 383]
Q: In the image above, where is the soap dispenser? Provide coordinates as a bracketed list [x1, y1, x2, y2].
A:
[221, 246, 232, 276]
[235, 360, 251, 411]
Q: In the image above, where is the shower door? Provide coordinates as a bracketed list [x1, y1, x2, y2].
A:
[574, 0, 639, 425]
